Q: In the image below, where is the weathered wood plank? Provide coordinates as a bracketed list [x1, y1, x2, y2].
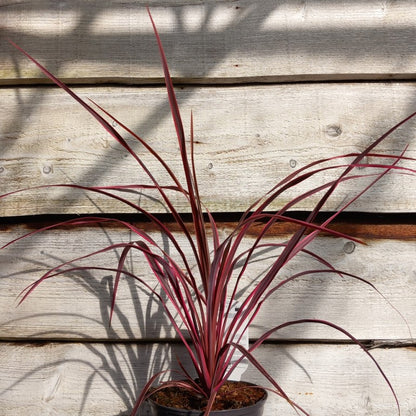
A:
[1, 223, 414, 341]
[1, 83, 415, 216]
[0, 341, 415, 415]
[1, 0, 416, 84]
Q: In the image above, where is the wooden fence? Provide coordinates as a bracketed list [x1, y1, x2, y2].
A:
[0, 1, 415, 415]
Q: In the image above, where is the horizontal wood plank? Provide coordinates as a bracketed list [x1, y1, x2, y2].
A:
[0, 341, 415, 415]
[1, 0, 416, 84]
[1, 83, 415, 216]
[0, 223, 414, 341]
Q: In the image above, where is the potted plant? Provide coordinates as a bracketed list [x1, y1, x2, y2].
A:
[3, 8, 415, 416]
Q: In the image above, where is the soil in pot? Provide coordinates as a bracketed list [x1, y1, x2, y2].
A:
[148, 380, 267, 415]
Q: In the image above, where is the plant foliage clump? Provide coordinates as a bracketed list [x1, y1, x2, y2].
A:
[2, 8, 416, 416]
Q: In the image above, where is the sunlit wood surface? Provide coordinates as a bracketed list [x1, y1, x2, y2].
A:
[0, 1, 415, 415]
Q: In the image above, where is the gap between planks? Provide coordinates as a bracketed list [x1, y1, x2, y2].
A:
[2, 74, 416, 88]
[1, 214, 415, 240]
[1, 338, 415, 349]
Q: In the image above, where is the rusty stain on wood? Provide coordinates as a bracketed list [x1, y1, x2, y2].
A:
[1, 214, 415, 241]
[0, 217, 414, 240]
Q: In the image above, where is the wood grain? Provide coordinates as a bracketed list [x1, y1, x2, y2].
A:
[0, 341, 415, 415]
[1, 2, 416, 413]
[1, 0, 416, 84]
[1, 83, 415, 216]
[1, 223, 414, 341]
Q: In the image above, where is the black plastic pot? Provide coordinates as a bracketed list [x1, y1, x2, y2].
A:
[148, 387, 267, 416]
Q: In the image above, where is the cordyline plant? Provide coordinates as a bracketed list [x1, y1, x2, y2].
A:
[3, 9, 416, 416]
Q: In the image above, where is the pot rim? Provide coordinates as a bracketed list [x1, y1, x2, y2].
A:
[147, 381, 268, 414]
